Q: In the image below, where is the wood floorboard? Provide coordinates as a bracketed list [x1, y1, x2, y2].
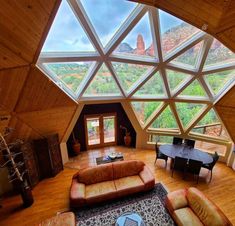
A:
[0, 146, 235, 225]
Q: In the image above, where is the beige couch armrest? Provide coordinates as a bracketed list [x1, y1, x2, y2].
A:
[165, 189, 188, 214]
[39, 212, 75, 226]
[139, 165, 155, 191]
[70, 179, 86, 207]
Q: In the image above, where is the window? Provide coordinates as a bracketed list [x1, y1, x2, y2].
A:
[37, 0, 235, 146]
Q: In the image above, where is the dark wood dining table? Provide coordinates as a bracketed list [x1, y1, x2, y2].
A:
[159, 144, 213, 164]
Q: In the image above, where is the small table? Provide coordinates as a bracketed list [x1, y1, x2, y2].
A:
[115, 212, 145, 226]
[159, 144, 213, 164]
[96, 154, 124, 165]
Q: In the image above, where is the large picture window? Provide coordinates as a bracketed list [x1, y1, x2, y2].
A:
[37, 0, 235, 150]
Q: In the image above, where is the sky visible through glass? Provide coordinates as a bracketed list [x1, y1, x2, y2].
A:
[42, 0, 183, 52]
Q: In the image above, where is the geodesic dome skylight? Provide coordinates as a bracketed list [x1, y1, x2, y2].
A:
[37, 0, 235, 141]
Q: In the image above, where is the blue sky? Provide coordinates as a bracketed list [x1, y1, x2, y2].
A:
[42, 0, 184, 52]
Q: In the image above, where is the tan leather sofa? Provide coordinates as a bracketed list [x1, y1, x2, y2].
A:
[70, 160, 155, 207]
[165, 187, 232, 226]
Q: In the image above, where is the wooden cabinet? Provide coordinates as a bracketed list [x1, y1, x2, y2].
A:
[21, 141, 40, 187]
[33, 134, 63, 179]
[7, 142, 40, 192]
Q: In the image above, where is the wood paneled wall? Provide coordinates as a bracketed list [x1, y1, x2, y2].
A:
[215, 86, 235, 142]
[0, 0, 77, 142]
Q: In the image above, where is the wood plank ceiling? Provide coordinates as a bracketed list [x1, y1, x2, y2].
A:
[0, 0, 77, 141]
[0, 0, 235, 142]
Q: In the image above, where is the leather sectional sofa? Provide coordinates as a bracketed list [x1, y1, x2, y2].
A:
[165, 187, 232, 226]
[70, 160, 155, 207]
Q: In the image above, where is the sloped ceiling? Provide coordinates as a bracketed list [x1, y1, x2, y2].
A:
[0, 0, 77, 141]
[0, 0, 235, 142]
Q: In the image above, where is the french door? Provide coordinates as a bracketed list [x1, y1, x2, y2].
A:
[84, 113, 117, 149]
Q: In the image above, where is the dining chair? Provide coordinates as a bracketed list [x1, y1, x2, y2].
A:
[202, 151, 219, 182]
[184, 139, 195, 148]
[154, 142, 168, 167]
[171, 156, 188, 178]
[187, 159, 202, 183]
[172, 137, 183, 145]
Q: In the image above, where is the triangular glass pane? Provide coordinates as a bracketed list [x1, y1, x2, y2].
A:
[84, 64, 121, 96]
[166, 69, 191, 93]
[191, 109, 229, 139]
[159, 10, 201, 58]
[44, 62, 94, 94]
[131, 101, 163, 126]
[149, 106, 179, 130]
[81, 0, 137, 47]
[133, 72, 165, 97]
[205, 69, 235, 96]
[204, 39, 235, 68]
[175, 102, 206, 128]
[42, 0, 95, 52]
[171, 42, 203, 68]
[179, 79, 207, 97]
[114, 12, 156, 59]
[112, 63, 152, 93]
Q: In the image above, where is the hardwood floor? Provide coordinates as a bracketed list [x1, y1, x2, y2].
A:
[0, 146, 235, 225]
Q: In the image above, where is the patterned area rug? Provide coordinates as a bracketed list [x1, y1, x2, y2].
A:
[73, 183, 175, 226]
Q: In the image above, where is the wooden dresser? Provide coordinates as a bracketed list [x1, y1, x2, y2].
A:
[33, 134, 63, 179]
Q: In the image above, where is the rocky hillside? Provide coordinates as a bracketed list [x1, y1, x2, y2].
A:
[115, 22, 234, 64]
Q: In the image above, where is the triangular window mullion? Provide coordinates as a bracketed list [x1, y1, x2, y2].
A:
[170, 103, 184, 134]
[144, 103, 167, 129]
[105, 62, 126, 97]
[128, 66, 159, 97]
[77, 62, 102, 99]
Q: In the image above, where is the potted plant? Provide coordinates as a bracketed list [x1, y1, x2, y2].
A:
[72, 131, 80, 155]
[0, 128, 34, 208]
[120, 125, 131, 147]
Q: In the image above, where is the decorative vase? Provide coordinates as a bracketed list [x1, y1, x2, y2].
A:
[73, 141, 81, 155]
[124, 133, 131, 147]
[20, 180, 34, 208]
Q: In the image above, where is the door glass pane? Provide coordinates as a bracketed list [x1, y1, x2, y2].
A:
[86, 117, 100, 145]
[103, 116, 115, 143]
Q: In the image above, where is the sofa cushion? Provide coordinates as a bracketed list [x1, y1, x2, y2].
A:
[166, 189, 188, 213]
[113, 160, 144, 179]
[174, 207, 203, 226]
[139, 166, 155, 191]
[114, 175, 145, 197]
[85, 181, 116, 204]
[70, 181, 86, 207]
[78, 163, 113, 185]
[187, 187, 230, 226]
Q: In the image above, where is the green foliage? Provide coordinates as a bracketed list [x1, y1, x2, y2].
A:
[150, 106, 178, 129]
[47, 63, 91, 92]
[176, 103, 205, 128]
[132, 102, 162, 125]
[85, 64, 120, 95]
[166, 70, 190, 91]
[205, 70, 234, 95]
[180, 80, 206, 97]
[134, 72, 165, 96]
[46, 63, 231, 131]
[113, 63, 150, 91]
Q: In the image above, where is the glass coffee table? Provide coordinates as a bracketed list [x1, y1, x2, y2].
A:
[115, 212, 145, 226]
